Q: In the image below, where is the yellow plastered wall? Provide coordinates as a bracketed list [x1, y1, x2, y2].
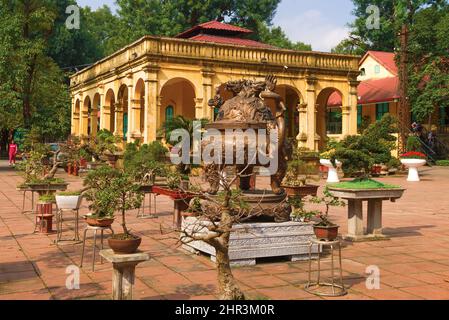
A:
[359, 56, 395, 81]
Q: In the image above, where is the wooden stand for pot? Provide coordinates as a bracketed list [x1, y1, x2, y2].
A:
[100, 249, 149, 300]
[34, 202, 54, 234]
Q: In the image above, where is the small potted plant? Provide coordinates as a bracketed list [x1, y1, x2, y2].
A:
[319, 149, 342, 183]
[55, 191, 83, 210]
[310, 188, 346, 241]
[282, 153, 319, 197]
[400, 151, 427, 182]
[288, 197, 318, 223]
[82, 166, 118, 227]
[182, 197, 203, 219]
[38, 194, 56, 205]
[107, 171, 144, 254]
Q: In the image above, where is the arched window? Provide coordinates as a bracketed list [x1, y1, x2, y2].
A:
[166, 105, 174, 122]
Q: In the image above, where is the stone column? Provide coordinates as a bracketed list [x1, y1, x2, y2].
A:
[127, 84, 133, 143]
[102, 105, 111, 131]
[297, 103, 308, 148]
[349, 80, 360, 135]
[130, 99, 142, 142]
[195, 98, 204, 119]
[114, 102, 124, 139]
[347, 199, 364, 238]
[91, 106, 99, 138]
[367, 199, 383, 235]
[342, 105, 351, 137]
[306, 77, 318, 151]
[100, 250, 149, 300]
[80, 109, 89, 141]
[144, 66, 159, 143]
[202, 69, 215, 121]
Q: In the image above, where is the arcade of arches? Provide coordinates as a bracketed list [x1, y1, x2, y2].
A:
[70, 36, 360, 151]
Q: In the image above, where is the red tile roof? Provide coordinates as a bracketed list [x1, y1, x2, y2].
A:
[176, 20, 253, 38]
[189, 34, 274, 49]
[328, 77, 400, 106]
[361, 51, 398, 75]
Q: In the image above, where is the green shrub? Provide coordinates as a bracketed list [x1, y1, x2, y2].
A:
[436, 160, 449, 167]
[406, 136, 422, 152]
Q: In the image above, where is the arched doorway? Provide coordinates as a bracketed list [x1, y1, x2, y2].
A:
[133, 79, 145, 141]
[117, 84, 129, 141]
[160, 78, 196, 127]
[316, 88, 343, 150]
[105, 89, 115, 133]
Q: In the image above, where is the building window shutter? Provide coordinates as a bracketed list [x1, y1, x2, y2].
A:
[165, 105, 174, 122]
[357, 105, 363, 127]
[376, 103, 389, 121]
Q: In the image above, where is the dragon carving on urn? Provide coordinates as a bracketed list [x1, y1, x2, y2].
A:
[206, 75, 292, 196]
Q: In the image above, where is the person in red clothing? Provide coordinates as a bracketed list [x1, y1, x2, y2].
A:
[8, 140, 18, 166]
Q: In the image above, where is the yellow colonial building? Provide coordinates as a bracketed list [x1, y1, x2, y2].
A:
[70, 21, 360, 151]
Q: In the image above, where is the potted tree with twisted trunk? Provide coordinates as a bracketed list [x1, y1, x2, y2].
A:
[107, 171, 144, 254]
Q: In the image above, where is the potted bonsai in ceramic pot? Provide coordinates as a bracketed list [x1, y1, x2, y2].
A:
[310, 188, 346, 241]
[400, 151, 427, 182]
[55, 191, 83, 210]
[282, 147, 320, 198]
[82, 166, 119, 227]
[288, 196, 318, 223]
[107, 171, 144, 254]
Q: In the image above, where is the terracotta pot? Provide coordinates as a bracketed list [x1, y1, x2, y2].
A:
[283, 185, 319, 197]
[314, 225, 339, 241]
[84, 215, 115, 227]
[108, 236, 142, 254]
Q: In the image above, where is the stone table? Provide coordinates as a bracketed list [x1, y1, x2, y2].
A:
[328, 187, 406, 242]
[100, 249, 149, 300]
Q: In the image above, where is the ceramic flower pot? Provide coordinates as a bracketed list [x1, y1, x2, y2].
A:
[401, 159, 427, 182]
[84, 214, 115, 227]
[56, 195, 82, 210]
[320, 159, 342, 183]
[108, 236, 142, 254]
[314, 225, 339, 241]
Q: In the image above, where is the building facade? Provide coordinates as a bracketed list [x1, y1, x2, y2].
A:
[69, 21, 360, 151]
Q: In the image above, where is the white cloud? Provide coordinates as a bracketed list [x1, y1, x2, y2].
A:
[273, 9, 350, 52]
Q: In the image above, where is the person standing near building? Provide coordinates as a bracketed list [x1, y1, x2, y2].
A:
[8, 140, 18, 167]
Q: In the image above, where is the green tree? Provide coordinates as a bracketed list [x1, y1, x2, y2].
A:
[408, 5, 449, 123]
[113, 0, 309, 51]
[332, 0, 446, 54]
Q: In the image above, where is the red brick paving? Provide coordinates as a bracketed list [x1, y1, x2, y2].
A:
[1, 161, 449, 300]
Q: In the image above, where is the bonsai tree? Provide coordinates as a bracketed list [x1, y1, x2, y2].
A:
[331, 114, 398, 178]
[83, 129, 122, 162]
[124, 141, 169, 185]
[283, 149, 319, 187]
[83, 166, 122, 220]
[112, 171, 144, 239]
[310, 188, 346, 227]
[179, 165, 278, 301]
[288, 196, 319, 222]
[17, 143, 64, 186]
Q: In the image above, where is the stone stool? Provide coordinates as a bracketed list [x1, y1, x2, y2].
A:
[80, 225, 114, 271]
[305, 239, 347, 297]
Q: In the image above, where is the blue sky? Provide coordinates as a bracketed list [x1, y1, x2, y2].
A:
[76, 0, 355, 52]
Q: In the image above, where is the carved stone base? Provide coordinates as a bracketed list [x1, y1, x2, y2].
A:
[182, 218, 320, 266]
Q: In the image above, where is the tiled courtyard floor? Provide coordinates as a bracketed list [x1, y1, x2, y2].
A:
[2, 160, 449, 300]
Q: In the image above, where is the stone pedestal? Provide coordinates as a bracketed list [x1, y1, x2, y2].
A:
[182, 218, 320, 266]
[328, 188, 405, 242]
[100, 249, 149, 300]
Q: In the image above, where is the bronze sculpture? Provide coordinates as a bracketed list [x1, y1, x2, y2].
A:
[206, 75, 291, 195]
